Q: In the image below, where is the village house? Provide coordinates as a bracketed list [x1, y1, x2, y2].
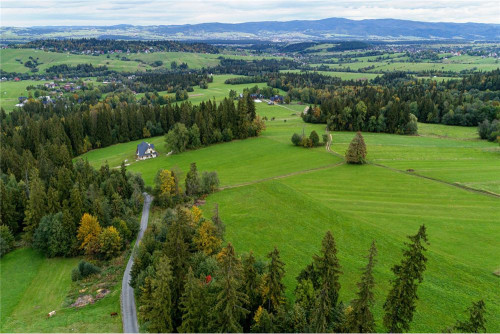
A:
[136, 141, 158, 160]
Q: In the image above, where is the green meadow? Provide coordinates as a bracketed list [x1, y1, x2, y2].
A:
[78, 101, 500, 332]
[0, 248, 123, 333]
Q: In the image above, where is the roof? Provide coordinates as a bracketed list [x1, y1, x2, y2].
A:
[137, 141, 155, 157]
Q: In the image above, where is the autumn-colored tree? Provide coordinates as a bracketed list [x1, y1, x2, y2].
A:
[77, 213, 102, 256]
[154, 169, 178, 207]
[99, 226, 122, 259]
[191, 205, 203, 225]
[251, 306, 274, 333]
[194, 220, 222, 256]
[345, 131, 367, 164]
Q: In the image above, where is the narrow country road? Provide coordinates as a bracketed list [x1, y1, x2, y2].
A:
[121, 193, 152, 333]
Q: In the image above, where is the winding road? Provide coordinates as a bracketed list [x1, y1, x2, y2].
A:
[121, 193, 152, 333]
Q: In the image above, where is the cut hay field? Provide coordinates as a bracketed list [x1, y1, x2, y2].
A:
[0, 248, 123, 333]
[79, 102, 499, 332]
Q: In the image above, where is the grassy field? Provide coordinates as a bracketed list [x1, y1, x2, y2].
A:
[0, 48, 284, 74]
[203, 162, 499, 332]
[136, 74, 287, 106]
[80, 100, 499, 332]
[0, 248, 123, 332]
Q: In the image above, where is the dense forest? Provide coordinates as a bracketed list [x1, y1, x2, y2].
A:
[18, 38, 220, 54]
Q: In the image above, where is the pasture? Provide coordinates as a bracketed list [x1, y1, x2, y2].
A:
[0, 248, 123, 332]
[75, 101, 500, 332]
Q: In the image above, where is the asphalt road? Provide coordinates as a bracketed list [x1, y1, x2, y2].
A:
[121, 193, 152, 333]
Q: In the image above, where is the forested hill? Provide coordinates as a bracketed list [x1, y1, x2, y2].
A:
[2, 18, 499, 42]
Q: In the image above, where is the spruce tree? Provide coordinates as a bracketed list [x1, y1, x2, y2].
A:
[214, 243, 249, 332]
[311, 230, 342, 331]
[346, 241, 378, 333]
[23, 169, 47, 242]
[243, 251, 262, 331]
[178, 267, 201, 333]
[262, 247, 286, 314]
[454, 300, 487, 333]
[165, 212, 192, 326]
[383, 225, 429, 333]
[140, 255, 173, 333]
[345, 131, 367, 164]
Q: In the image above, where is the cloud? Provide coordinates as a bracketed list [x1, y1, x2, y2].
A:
[1, 0, 499, 26]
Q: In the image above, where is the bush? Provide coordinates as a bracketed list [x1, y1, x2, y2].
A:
[346, 132, 367, 164]
[71, 260, 101, 281]
[201, 171, 220, 194]
[291, 133, 302, 146]
[0, 225, 15, 257]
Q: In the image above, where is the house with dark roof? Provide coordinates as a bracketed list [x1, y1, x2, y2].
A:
[136, 141, 158, 160]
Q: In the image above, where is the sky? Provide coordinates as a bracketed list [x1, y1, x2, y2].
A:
[1, 0, 499, 27]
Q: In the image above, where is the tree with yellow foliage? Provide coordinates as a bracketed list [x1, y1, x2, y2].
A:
[77, 213, 102, 256]
[154, 169, 178, 207]
[99, 226, 122, 259]
[191, 206, 203, 225]
[194, 220, 222, 256]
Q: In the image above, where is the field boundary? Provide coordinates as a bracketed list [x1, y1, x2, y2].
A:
[220, 161, 345, 190]
[370, 162, 500, 198]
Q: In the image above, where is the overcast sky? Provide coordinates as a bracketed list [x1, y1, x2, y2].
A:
[1, 0, 499, 27]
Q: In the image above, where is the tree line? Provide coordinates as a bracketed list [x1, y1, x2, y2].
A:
[131, 205, 488, 333]
[17, 38, 220, 54]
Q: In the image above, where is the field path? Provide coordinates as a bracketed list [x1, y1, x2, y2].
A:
[121, 193, 152, 333]
[220, 161, 344, 190]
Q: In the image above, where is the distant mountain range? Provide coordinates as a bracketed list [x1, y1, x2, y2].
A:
[2, 17, 499, 42]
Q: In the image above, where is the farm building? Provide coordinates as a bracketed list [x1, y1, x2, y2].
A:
[136, 141, 158, 160]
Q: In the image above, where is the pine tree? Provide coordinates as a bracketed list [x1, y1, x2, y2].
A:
[178, 267, 202, 333]
[185, 162, 201, 197]
[383, 225, 429, 333]
[262, 247, 286, 314]
[345, 131, 367, 164]
[214, 243, 249, 332]
[454, 300, 487, 333]
[346, 241, 378, 333]
[70, 184, 84, 223]
[311, 230, 342, 331]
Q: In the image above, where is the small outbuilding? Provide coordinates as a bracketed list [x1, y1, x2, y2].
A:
[136, 141, 158, 160]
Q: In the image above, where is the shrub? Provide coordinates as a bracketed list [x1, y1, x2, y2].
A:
[291, 133, 302, 146]
[222, 128, 233, 142]
[0, 225, 15, 257]
[346, 132, 367, 164]
[201, 171, 220, 194]
[71, 260, 101, 281]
